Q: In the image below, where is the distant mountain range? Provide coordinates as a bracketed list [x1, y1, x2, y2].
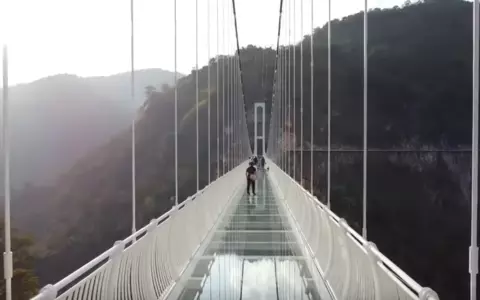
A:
[0, 68, 181, 187]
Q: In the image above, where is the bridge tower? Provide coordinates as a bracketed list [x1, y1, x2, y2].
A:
[254, 102, 266, 156]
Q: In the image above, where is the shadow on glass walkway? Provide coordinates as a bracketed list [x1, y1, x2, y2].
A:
[167, 172, 333, 300]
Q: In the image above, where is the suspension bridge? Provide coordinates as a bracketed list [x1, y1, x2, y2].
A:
[2, 0, 480, 299]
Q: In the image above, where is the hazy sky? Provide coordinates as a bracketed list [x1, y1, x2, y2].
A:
[0, 0, 401, 85]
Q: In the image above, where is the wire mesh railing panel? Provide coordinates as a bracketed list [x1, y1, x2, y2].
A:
[266, 157, 439, 300]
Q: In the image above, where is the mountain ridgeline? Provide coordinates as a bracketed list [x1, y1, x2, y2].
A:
[5, 1, 476, 299]
[1, 69, 179, 188]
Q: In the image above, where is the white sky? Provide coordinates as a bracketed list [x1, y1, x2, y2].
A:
[0, 0, 401, 85]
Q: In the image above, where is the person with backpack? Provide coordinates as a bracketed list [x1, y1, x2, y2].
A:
[246, 162, 257, 195]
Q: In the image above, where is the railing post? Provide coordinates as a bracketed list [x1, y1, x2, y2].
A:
[338, 218, 351, 299]
[143, 219, 159, 299]
[106, 240, 125, 300]
[37, 284, 57, 300]
[365, 242, 382, 299]
[323, 207, 335, 278]
[419, 287, 440, 300]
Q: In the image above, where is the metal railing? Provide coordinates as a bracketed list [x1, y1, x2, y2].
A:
[32, 162, 248, 300]
[266, 157, 440, 300]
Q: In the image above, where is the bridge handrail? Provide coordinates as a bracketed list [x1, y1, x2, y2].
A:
[285, 167, 424, 292]
[265, 157, 439, 300]
[32, 161, 248, 300]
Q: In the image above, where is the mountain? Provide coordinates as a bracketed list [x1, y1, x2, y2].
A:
[7, 1, 475, 299]
[1, 69, 180, 187]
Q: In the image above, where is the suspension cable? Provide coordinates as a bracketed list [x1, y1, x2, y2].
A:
[362, 0, 368, 239]
[269, 0, 284, 161]
[283, 0, 286, 170]
[234, 54, 237, 165]
[310, 0, 314, 194]
[300, 0, 303, 186]
[216, 0, 220, 178]
[222, 0, 226, 175]
[471, 0, 479, 298]
[196, 0, 199, 191]
[287, 0, 291, 175]
[130, 0, 136, 234]
[226, 4, 231, 171]
[231, 0, 248, 158]
[293, 0, 296, 181]
[2, 44, 12, 300]
[233, 53, 236, 165]
[208, 0, 211, 183]
[174, 0, 179, 206]
[327, 0, 332, 208]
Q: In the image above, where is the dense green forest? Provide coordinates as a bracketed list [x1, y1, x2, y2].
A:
[5, 0, 476, 299]
[0, 224, 39, 299]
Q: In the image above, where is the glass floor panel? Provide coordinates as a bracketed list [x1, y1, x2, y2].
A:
[172, 171, 332, 300]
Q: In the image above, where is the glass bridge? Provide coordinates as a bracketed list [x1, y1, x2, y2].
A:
[31, 160, 439, 300]
[168, 172, 332, 300]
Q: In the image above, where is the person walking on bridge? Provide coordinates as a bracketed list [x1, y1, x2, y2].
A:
[246, 162, 257, 196]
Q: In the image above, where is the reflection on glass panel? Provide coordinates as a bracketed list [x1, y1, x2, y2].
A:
[176, 175, 331, 300]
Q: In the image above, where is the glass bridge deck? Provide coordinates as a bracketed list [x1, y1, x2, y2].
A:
[169, 172, 333, 300]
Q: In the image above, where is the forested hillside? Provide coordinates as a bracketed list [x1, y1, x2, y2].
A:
[7, 1, 475, 299]
[290, 1, 473, 299]
[1, 69, 179, 188]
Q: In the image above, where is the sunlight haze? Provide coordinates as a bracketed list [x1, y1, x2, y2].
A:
[1, 0, 401, 85]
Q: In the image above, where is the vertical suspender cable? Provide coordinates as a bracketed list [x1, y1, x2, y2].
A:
[310, 0, 314, 194]
[130, 0, 136, 234]
[362, 0, 368, 240]
[229, 9, 232, 170]
[2, 45, 12, 300]
[279, 48, 282, 165]
[284, 1, 287, 172]
[216, 0, 220, 178]
[285, 0, 288, 172]
[196, 0, 200, 191]
[222, 0, 226, 175]
[284, 20, 288, 172]
[300, 0, 303, 186]
[327, 0, 331, 208]
[293, 0, 296, 181]
[278, 48, 282, 163]
[234, 54, 236, 165]
[234, 55, 237, 165]
[226, 5, 230, 171]
[288, 0, 291, 176]
[208, 0, 211, 183]
[471, 0, 479, 298]
[174, 0, 179, 206]
[282, 39, 285, 168]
